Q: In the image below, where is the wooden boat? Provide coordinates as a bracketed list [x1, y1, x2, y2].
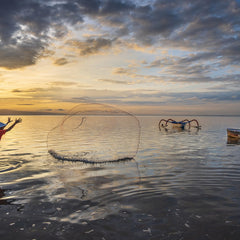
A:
[227, 128, 240, 139]
[159, 118, 201, 130]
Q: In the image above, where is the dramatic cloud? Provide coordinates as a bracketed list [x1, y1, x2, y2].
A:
[0, 0, 84, 69]
[0, 41, 44, 69]
[1, 0, 239, 70]
[1, 0, 239, 114]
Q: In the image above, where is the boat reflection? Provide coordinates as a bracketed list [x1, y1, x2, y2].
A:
[159, 125, 200, 134]
[227, 137, 240, 145]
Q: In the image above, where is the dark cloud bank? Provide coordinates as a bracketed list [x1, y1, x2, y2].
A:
[0, 0, 239, 108]
[0, 0, 239, 67]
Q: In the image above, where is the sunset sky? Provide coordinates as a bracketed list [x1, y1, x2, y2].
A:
[0, 0, 240, 115]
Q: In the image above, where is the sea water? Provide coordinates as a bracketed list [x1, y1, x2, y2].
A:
[0, 115, 240, 240]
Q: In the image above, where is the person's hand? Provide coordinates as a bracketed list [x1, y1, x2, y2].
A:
[7, 117, 13, 123]
[15, 118, 22, 124]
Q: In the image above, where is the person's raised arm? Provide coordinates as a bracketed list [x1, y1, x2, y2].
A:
[4, 117, 13, 127]
[5, 118, 22, 132]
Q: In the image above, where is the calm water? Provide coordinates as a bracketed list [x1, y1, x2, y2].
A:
[1, 115, 240, 240]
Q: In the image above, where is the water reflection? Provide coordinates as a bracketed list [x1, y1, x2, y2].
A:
[227, 137, 240, 145]
[0, 158, 25, 173]
[1, 115, 240, 239]
[159, 126, 200, 134]
[42, 157, 143, 222]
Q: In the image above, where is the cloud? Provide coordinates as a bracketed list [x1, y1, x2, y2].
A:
[54, 58, 69, 66]
[98, 78, 130, 84]
[38, 108, 65, 112]
[0, 41, 45, 69]
[60, 87, 240, 106]
[0, 0, 83, 69]
[50, 81, 78, 86]
[11, 87, 63, 99]
[112, 67, 136, 75]
[17, 104, 34, 105]
[7, 82, 240, 116]
[144, 53, 240, 84]
[66, 37, 113, 55]
[12, 88, 44, 93]
[131, 4, 182, 44]
[0, 0, 238, 96]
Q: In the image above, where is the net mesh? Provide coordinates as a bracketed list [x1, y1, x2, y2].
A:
[47, 102, 141, 163]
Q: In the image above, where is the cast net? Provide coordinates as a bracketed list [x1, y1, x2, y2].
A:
[47, 102, 140, 163]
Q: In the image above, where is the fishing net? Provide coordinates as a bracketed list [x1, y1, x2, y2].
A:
[47, 102, 140, 163]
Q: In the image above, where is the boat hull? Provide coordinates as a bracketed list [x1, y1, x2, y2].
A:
[227, 128, 240, 139]
[172, 123, 185, 129]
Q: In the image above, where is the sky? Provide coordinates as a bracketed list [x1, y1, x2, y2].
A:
[0, 0, 240, 115]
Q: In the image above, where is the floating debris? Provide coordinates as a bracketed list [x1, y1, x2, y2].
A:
[143, 227, 152, 235]
[184, 223, 190, 228]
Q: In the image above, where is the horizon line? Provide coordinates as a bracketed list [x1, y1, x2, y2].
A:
[0, 113, 240, 117]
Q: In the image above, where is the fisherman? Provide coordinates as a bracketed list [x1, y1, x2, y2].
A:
[0, 117, 22, 141]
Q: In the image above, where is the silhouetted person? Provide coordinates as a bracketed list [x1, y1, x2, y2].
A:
[0, 117, 22, 141]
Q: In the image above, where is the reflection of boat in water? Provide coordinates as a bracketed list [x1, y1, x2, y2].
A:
[159, 118, 201, 131]
[227, 128, 240, 139]
[227, 137, 240, 145]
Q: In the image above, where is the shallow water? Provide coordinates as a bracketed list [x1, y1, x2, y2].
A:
[1, 115, 240, 240]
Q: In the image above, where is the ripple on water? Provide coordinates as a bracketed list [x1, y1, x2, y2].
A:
[0, 159, 24, 174]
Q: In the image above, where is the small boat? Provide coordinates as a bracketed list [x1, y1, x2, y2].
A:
[227, 128, 240, 139]
[159, 118, 201, 130]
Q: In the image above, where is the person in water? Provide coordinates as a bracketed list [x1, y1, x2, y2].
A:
[0, 117, 22, 141]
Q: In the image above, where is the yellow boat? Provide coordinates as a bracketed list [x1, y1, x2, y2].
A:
[227, 128, 240, 139]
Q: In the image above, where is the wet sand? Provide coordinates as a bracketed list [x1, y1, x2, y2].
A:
[1, 187, 240, 240]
